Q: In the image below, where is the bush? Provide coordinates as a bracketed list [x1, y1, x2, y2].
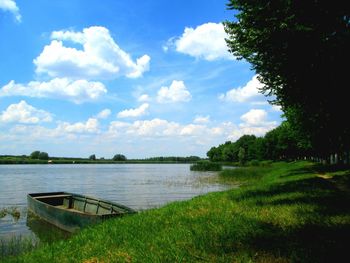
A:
[113, 154, 127, 161]
[248, 160, 260, 166]
[30, 151, 40, 159]
[190, 161, 222, 171]
[38, 152, 49, 160]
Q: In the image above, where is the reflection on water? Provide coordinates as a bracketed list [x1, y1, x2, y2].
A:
[26, 212, 70, 243]
[0, 164, 232, 243]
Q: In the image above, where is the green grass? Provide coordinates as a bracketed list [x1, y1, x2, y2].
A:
[190, 161, 222, 171]
[3, 161, 350, 262]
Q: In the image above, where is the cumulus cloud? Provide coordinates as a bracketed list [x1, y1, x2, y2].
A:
[193, 115, 210, 124]
[157, 80, 191, 103]
[34, 26, 150, 79]
[57, 118, 99, 134]
[0, 100, 52, 124]
[0, 78, 107, 104]
[109, 118, 180, 137]
[219, 75, 265, 103]
[108, 118, 235, 139]
[117, 103, 149, 118]
[180, 124, 207, 136]
[0, 0, 21, 22]
[96, 109, 111, 119]
[137, 94, 150, 102]
[239, 109, 278, 136]
[167, 22, 232, 61]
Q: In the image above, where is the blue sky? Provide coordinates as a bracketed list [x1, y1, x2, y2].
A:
[0, 0, 283, 158]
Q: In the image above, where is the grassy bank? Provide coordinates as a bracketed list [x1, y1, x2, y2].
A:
[4, 161, 350, 262]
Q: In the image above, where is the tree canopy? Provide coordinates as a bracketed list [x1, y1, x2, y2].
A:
[207, 121, 311, 162]
[224, 0, 350, 157]
[113, 154, 127, 161]
[30, 151, 49, 160]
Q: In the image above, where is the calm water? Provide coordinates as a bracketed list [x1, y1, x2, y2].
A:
[0, 164, 231, 241]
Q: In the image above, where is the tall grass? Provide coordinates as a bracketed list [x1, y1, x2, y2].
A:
[0, 236, 39, 260]
[3, 161, 350, 262]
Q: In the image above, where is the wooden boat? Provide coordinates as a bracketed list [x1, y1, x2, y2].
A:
[27, 191, 136, 232]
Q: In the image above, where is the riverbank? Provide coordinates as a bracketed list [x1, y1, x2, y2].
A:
[4, 161, 350, 262]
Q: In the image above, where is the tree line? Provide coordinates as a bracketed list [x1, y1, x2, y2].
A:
[207, 121, 349, 165]
[223, 0, 349, 165]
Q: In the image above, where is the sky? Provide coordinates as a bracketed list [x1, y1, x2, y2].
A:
[0, 0, 283, 159]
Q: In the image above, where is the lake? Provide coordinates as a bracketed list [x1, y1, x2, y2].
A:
[0, 164, 232, 242]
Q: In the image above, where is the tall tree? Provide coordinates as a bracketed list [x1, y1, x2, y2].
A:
[224, 0, 350, 158]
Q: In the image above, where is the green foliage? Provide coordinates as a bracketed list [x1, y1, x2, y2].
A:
[143, 156, 201, 163]
[190, 161, 222, 171]
[224, 0, 350, 157]
[29, 151, 49, 160]
[238, 147, 246, 165]
[207, 121, 310, 162]
[112, 154, 127, 161]
[248, 159, 260, 166]
[30, 151, 40, 159]
[38, 152, 49, 160]
[88, 154, 96, 160]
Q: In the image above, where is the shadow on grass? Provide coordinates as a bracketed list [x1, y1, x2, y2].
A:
[219, 165, 350, 262]
[226, 216, 350, 263]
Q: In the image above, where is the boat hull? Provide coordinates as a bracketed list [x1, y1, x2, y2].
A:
[27, 192, 135, 232]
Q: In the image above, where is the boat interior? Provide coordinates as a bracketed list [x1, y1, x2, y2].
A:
[29, 192, 124, 215]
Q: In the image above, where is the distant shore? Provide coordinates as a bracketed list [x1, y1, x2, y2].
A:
[0, 155, 203, 165]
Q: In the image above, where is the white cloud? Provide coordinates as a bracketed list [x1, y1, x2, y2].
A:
[34, 26, 150, 79]
[117, 103, 149, 118]
[0, 100, 52, 124]
[96, 109, 111, 119]
[0, 0, 21, 22]
[108, 118, 234, 139]
[271, 105, 282, 112]
[239, 109, 278, 136]
[157, 80, 191, 103]
[0, 78, 107, 104]
[168, 22, 232, 61]
[193, 115, 210, 124]
[180, 124, 206, 136]
[57, 118, 99, 134]
[1, 112, 280, 157]
[109, 118, 180, 137]
[240, 109, 268, 126]
[219, 75, 265, 102]
[137, 94, 150, 102]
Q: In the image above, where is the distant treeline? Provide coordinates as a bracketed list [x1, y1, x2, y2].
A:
[207, 121, 349, 165]
[141, 156, 201, 163]
[0, 155, 202, 164]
